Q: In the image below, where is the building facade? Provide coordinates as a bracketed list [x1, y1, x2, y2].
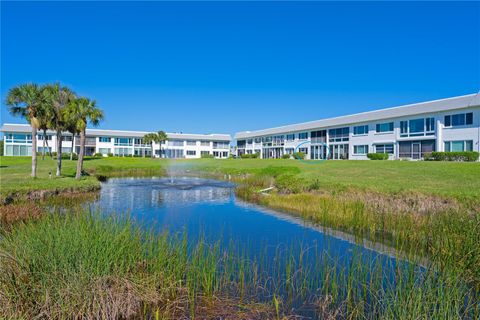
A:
[235, 94, 480, 160]
[1, 125, 231, 159]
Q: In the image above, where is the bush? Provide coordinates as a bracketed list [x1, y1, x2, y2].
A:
[240, 153, 259, 159]
[275, 174, 305, 194]
[93, 153, 103, 158]
[367, 153, 389, 160]
[107, 153, 113, 157]
[426, 151, 479, 162]
[292, 152, 305, 160]
[201, 153, 214, 158]
[282, 154, 291, 159]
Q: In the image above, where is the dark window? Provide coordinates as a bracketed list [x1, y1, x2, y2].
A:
[444, 115, 451, 127]
[353, 125, 368, 135]
[376, 122, 394, 133]
[466, 112, 473, 125]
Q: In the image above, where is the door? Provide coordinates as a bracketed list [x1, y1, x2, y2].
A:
[412, 142, 421, 160]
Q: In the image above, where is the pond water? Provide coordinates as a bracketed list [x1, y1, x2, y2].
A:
[91, 177, 407, 314]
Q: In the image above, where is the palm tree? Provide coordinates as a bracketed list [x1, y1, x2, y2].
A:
[143, 133, 159, 159]
[6, 83, 48, 178]
[157, 131, 168, 158]
[44, 83, 76, 176]
[66, 97, 104, 180]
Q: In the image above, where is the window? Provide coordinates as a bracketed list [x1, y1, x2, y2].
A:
[114, 147, 133, 156]
[213, 141, 229, 149]
[409, 119, 424, 134]
[37, 146, 52, 153]
[99, 137, 111, 143]
[298, 132, 308, 140]
[201, 151, 210, 155]
[134, 138, 143, 145]
[400, 121, 408, 135]
[186, 150, 196, 156]
[186, 140, 196, 146]
[286, 134, 295, 141]
[445, 112, 473, 127]
[247, 139, 253, 144]
[376, 122, 394, 133]
[237, 140, 246, 148]
[200, 140, 210, 146]
[354, 145, 368, 155]
[254, 138, 262, 144]
[169, 140, 184, 146]
[328, 127, 349, 142]
[114, 138, 133, 146]
[5, 144, 31, 156]
[298, 147, 308, 154]
[375, 144, 394, 154]
[444, 140, 473, 152]
[425, 118, 435, 132]
[5, 134, 32, 143]
[62, 135, 73, 142]
[99, 148, 111, 154]
[285, 148, 294, 154]
[37, 134, 52, 140]
[353, 125, 368, 136]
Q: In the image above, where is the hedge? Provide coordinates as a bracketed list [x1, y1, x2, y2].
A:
[282, 154, 291, 159]
[367, 153, 389, 160]
[293, 152, 305, 160]
[240, 153, 259, 159]
[425, 151, 479, 162]
[201, 153, 214, 158]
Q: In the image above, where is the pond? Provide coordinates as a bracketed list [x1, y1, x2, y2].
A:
[90, 177, 412, 315]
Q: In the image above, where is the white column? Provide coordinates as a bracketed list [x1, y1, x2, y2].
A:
[436, 118, 443, 152]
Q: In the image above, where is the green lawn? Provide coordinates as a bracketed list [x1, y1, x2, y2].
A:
[1, 156, 480, 201]
[185, 158, 480, 200]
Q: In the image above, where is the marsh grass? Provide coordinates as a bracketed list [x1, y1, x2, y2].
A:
[1, 211, 478, 319]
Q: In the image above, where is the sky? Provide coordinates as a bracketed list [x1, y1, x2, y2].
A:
[1, 1, 479, 137]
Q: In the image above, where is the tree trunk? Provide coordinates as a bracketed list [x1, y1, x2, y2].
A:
[56, 130, 62, 176]
[143, 146, 145, 158]
[151, 143, 154, 159]
[42, 132, 46, 160]
[31, 125, 37, 178]
[70, 134, 75, 160]
[44, 130, 52, 158]
[76, 129, 85, 180]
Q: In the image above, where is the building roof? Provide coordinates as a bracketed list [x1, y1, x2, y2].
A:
[235, 93, 480, 139]
[0, 124, 231, 141]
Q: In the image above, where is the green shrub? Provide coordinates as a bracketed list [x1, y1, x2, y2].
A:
[107, 153, 113, 157]
[426, 151, 479, 162]
[282, 154, 291, 159]
[275, 174, 305, 194]
[240, 153, 259, 159]
[93, 153, 103, 158]
[367, 153, 389, 160]
[60, 153, 78, 160]
[201, 153, 214, 158]
[0, 140, 3, 156]
[292, 152, 305, 160]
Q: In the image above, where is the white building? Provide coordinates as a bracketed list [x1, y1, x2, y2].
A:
[1, 125, 231, 159]
[235, 93, 480, 160]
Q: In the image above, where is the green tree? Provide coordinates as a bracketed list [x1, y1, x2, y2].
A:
[6, 83, 48, 178]
[0, 140, 4, 156]
[157, 131, 167, 158]
[66, 97, 104, 180]
[44, 83, 76, 176]
[143, 133, 159, 159]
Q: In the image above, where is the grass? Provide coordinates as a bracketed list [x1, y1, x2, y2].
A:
[0, 210, 478, 319]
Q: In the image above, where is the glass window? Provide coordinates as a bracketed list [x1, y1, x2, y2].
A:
[186, 150, 196, 156]
[298, 132, 308, 140]
[426, 118, 435, 132]
[376, 122, 394, 133]
[62, 136, 73, 142]
[328, 127, 349, 142]
[37, 134, 52, 140]
[200, 141, 210, 146]
[237, 140, 246, 148]
[354, 145, 368, 154]
[465, 140, 473, 151]
[445, 112, 473, 127]
[466, 112, 473, 125]
[254, 138, 262, 143]
[114, 138, 132, 146]
[409, 119, 424, 134]
[247, 139, 253, 144]
[451, 141, 464, 152]
[375, 144, 394, 154]
[353, 125, 368, 135]
[99, 148, 110, 154]
[400, 121, 408, 136]
[169, 140, 184, 146]
[186, 140, 196, 146]
[286, 134, 295, 141]
[99, 137, 111, 143]
[444, 141, 450, 152]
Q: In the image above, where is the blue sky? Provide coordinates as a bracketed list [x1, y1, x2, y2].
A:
[1, 1, 479, 137]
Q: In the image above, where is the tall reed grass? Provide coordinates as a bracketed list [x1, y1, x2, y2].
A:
[1, 210, 478, 319]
